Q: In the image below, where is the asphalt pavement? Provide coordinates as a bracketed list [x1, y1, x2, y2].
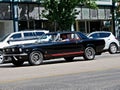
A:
[0, 68, 120, 90]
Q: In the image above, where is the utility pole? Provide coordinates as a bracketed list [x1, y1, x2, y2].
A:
[112, 0, 115, 35]
[12, 0, 19, 32]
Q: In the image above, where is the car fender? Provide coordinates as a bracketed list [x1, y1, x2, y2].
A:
[30, 48, 45, 56]
[85, 44, 96, 51]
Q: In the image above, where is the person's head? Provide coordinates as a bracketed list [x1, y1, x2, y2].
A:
[61, 34, 67, 40]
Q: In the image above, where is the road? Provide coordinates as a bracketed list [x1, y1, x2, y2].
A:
[0, 52, 120, 90]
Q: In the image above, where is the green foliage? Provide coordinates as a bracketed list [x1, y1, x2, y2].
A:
[86, 1, 98, 9]
[38, 0, 97, 31]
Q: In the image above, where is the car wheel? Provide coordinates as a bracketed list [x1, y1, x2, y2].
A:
[0, 51, 4, 64]
[64, 57, 74, 62]
[12, 59, 24, 66]
[109, 43, 118, 54]
[83, 47, 95, 60]
[29, 51, 43, 65]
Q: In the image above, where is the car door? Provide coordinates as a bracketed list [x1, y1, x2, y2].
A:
[99, 32, 111, 49]
[45, 33, 83, 58]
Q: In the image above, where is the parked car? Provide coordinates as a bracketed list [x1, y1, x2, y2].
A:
[117, 35, 120, 42]
[0, 30, 49, 63]
[3, 31, 105, 66]
[88, 31, 120, 54]
[116, 30, 120, 42]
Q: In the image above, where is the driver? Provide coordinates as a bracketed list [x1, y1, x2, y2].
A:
[60, 34, 70, 41]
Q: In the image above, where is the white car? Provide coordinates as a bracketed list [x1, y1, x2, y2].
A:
[0, 30, 49, 63]
[88, 31, 120, 54]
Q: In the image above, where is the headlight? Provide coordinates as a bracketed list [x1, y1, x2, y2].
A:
[19, 48, 22, 52]
[12, 48, 15, 52]
[6, 48, 10, 52]
[3, 49, 5, 53]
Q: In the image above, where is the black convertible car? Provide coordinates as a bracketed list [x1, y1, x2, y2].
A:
[3, 31, 105, 66]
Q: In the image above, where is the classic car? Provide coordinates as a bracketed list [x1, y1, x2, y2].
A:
[3, 31, 105, 66]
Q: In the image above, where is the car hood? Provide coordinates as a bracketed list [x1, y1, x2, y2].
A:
[0, 42, 9, 49]
[4, 41, 52, 49]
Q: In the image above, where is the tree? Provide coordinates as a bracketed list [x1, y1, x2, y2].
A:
[38, 0, 97, 31]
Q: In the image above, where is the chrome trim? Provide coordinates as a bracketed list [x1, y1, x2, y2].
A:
[3, 53, 28, 57]
[13, 56, 18, 61]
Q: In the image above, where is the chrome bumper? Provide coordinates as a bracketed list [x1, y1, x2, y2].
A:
[3, 53, 28, 57]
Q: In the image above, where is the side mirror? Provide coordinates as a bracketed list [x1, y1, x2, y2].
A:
[7, 38, 13, 44]
[7, 40, 10, 44]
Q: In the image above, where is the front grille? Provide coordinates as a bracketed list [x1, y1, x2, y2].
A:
[4, 48, 20, 54]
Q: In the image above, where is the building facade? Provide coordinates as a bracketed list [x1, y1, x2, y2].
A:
[0, 0, 113, 38]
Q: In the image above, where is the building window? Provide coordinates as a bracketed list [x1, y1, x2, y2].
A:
[81, 8, 90, 19]
[18, 4, 29, 20]
[18, 4, 40, 20]
[0, 3, 12, 20]
[29, 4, 40, 20]
[98, 8, 105, 19]
[90, 9, 98, 19]
[105, 8, 111, 19]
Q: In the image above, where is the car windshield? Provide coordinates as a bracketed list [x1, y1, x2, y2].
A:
[0, 33, 10, 42]
[36, 33, 58, 43]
